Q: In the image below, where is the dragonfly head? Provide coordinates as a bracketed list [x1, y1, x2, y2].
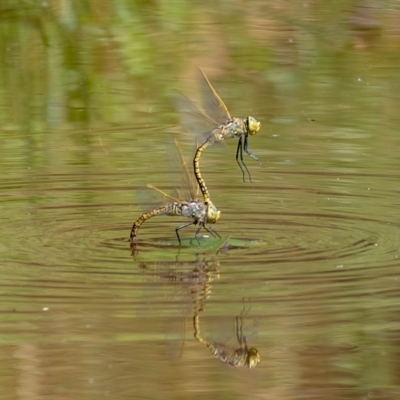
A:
[246, 116, 261, 135]
[206, 202, 221, 224]
[246, 347, 261, 368]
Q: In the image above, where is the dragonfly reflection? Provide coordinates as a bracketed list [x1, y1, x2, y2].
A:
[137, 254, 219, 360]
[130, 138, 221, 245]
[175, 68, 261, 183]
[137, 254, 260, 368]
[193, 304, 261, 368]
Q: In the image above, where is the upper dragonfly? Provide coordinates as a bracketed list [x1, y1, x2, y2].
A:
[175, 68, 261, 183]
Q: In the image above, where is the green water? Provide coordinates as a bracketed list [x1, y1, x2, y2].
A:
[1, 1, 400, 399]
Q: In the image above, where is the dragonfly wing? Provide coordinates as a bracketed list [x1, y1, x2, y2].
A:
[167, 137, 199, 202]
[174, 92, 220, 139]
[166, 259, 217, 360]
[198, 68, 232, 124]
[136, 184, 179, 213]
[165, 305, 188, 361]
[137, 262, 190, 361]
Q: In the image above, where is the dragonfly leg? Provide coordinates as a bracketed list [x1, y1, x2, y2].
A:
[176, 221, 196, 245]
[203, 224, 221, 239]
[236, 137, 252, 183]
[190, 223, 220, 246]
[244, 135, 261, 164]
[235, 314, 247, 348]
[235, 138, 246, 182]
[191, 224, 203, 246]
[235, 315, 241, 344]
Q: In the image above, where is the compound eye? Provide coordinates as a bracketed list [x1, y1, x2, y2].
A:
[247, 117, 260, 135]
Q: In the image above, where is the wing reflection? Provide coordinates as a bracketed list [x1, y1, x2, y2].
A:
[193, 303, 260, 368]
[136, 253, 260, 368]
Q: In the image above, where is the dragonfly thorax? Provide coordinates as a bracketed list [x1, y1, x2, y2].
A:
[212, 118, 247, 142]
[169, 200, 207, 221]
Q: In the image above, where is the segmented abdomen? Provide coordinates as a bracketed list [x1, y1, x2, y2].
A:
[130, 201, 206, 240]
[193, 140, 212, 204]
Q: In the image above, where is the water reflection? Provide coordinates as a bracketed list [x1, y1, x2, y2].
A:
[193, 304, 261, 368]
[136, 252, 260, 368]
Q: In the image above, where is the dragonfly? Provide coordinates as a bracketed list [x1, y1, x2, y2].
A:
[129, 138, 221, 245]
[138, 254, 220, 360]
[193, 306, 261, 368]
[175, 68, 261, 183]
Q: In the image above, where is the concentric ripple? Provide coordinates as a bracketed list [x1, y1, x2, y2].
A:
[3, 169, 398, 272]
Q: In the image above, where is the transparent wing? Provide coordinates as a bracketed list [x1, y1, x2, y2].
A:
[195, 307, 259, 367]
[198, 314, 239, 351]
[165, 317, 188, 361]
[165, 283, 190, 361]
[136, 138, 198, 212]
[174, 92, 220, 139]
[136, 184, 180, 213]
[198, 67, 232, 124]
[136, 261, 190, 362]
[167, 137, 199, 202]
[164, 258, 218, 361]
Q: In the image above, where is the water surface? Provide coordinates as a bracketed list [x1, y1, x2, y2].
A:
[1, 1, 400, 399]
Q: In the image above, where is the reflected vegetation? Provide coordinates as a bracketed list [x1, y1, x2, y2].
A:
[137, 252, 260, 368]
[1, 0, 395, 136]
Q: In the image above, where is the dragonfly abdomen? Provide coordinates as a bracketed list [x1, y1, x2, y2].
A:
[130, 205, 171, 241]
[130, 201, 208, 243]
[193, 139, 212, 204]
[193, 314, 245, 367]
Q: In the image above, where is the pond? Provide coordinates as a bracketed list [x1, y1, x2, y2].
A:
[1, 1, 400, 399]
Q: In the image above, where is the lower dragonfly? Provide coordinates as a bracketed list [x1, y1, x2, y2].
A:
[193, 306, 261, 368]
[129, 138, 221, 245]
[175, 68, 261, 183]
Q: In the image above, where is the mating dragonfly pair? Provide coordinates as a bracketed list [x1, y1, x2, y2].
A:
[130, 69, 261, 245]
